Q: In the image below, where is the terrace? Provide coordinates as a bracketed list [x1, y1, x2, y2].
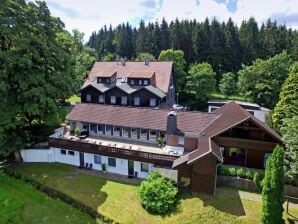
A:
[48, 128, 180, 166]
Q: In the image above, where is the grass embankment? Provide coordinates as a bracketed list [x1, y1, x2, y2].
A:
[208, 92, 251, 102]
[0, 173, 95, 224]
[9, 163, 298, 224]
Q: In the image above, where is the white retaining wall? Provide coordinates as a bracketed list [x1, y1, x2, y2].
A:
[21, 148, 153, 178]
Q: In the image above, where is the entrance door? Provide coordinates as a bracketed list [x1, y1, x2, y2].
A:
[128, 160, 134, 177]
[79, 152, 84, 167]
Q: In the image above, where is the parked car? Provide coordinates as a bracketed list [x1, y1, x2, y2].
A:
[172, 104, 184, 110]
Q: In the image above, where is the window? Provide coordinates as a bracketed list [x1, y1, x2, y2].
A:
[121, 96, 127, 105]
[131, 128, 138, 138]
[110, 96, 116, 104]
[134, 97, 140, 106]
[150, 130, 157, 141]
[105, 125, 112, 135]
[108, 157, 116, 167]
[144, 79, 148, 85]
[178, 136, 184, 145]
[94, 155, 101, 164]
[130, 79, 135, 85]
[98, 124, 105, 134]
[97, 77, 102, 83]
[82, 123, 88, 130]
[113, 126, 121, 136]
[139, 80, 142, 85]
[99, 95, 104, 103]
[90, 124, 97, 133]
[122, 127, 129, 137]
[140, 129, 148, 140]
[106, 78, 110, 84]
[220, 147, 225, 157]
[68, 150, 75, 156]
[149, 98, 156, 107]
[86, 94, 91, 102]
[60, 149, 66, 155]
[141, 163, 149, 172]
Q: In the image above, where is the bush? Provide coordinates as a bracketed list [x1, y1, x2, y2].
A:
[228, 167, 237, 177]
[236, 168, 245, 178]
[253, 172, 262, 192]
[245, 170, 254, 180]
[74, 127, 81, 136]
[139, 171, 178, 214]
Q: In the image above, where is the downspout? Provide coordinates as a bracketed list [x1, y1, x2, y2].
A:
[214, 161, 223, 196]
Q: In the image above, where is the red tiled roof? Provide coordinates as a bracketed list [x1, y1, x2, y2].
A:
[84, 61, 173, 92]
[66, 103, 219, 133]
[95, 70, 117, 77]
[127, 71, 155, 78]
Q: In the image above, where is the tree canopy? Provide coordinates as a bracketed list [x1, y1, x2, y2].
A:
[272, 62, 298, 130]
[219, 72, 237, 98]
[186, 62, 216, 107]
[158, 49, 187, 93]
[0, 0, 77, 156]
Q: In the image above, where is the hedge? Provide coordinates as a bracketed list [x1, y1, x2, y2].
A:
[4, 170, 118, 224]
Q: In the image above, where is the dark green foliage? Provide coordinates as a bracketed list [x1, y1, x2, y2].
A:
[261, 145, 285, 224]
[186, 62, 216, 107]
[253, 172, 262, 192]
[219, 72, 237, 97]
[237, 51, 293, 109]
[0, 0, 79, 156]
[229, 168, 237, 177]
[272, 62, 298, 131]
[245, 170, 253, 180]
[158, 49, 187, 93]
[139, 171, 178, 214]
[217, 165, 262, 182]
[281, 116, 298, 182]
[236, 168, 245, 178]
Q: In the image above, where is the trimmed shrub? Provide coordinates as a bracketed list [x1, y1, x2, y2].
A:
[228, 167, 237, 177]
[236, 168, 245, 178]
[139, 171, 178, 214]
[253, 172, 262, 192]
[245, 170, 254, 180]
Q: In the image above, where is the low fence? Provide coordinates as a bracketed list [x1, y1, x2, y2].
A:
[217, 175, 298, 198]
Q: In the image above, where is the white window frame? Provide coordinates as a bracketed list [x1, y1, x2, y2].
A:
[140, 129, 148, 140]
[86, 94, 91, 102]
[121, 96, 127, 105]
[139, 80, 142, 85]
[99, 95, 104, 103]
[141, 163, 149, 172]
[178, 136, 184, 145]
[144, 79, 148, 85]
[134, 97, 140, 106]
[113, 126, 121, 136]
[149, 98, 156, 107]
[122, 127, 129, 138]
[110, 96, 116, 104]
[108, 157, 116, 167]
[94, 155, 101, 164]
[149, 130, 157, 141]
[131, 128, 138, 138]
[130, 79, 135, 85]
[105, 125, 112, 135]
[97, 124, 104, 134]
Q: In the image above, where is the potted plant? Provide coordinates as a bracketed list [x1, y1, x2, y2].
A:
[74, 127, 81, 136]
[101, 163, 106, 172]
[157, 135, 164, 147]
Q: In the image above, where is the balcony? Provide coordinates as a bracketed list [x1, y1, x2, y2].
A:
[48, 130, 179, 166]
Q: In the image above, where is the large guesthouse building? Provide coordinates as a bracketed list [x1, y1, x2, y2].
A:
[21, 61, 282, 195]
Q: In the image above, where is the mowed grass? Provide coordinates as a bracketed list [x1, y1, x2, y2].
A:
[66, 95, 81, 104]
[208, 92, 251, 102]
[0, 173, 95, 224]
[9, 163, 298, 224]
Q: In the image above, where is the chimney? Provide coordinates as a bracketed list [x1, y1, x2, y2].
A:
[120, 58, 125, 66]
[166, 111, 177, 135]
[144, 60, 149, 65]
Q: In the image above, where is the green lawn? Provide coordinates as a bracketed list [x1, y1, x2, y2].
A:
[8, 163, 298, 224]
[208, 92, 251, 102]
[0, 173, 95, 224]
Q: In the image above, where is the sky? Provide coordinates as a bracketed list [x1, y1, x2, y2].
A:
[37, 0, 298, 42]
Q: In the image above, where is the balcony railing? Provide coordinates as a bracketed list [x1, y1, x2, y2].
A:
[48, 137, 179, 166]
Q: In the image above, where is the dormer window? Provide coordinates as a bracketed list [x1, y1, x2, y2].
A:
[139, 80, 142, 85]
[97, 77, 102, 83]
[86, 94, 91, 102]
[130, 79, 135, 85]
[144, 79, 148, 85]
[110, 96, 116, 104]
[106, 78, 110, 84]
[99, 95, 104, 104]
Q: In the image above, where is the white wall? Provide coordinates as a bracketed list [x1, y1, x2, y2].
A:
[254, 110, 267, 122]
[21, 148, 154, 179]
[52, 148, 80, 166]
[21, 149, 54, 162]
